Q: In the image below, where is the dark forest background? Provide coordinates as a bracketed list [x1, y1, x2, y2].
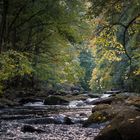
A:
[0, 0, 139, 94]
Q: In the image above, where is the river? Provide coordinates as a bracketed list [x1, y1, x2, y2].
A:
[0, 94, 110, 140]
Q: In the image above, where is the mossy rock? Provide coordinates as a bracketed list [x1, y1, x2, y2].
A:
[84, 104, 126, 127]
[83, 110, 113, 127]
[125, 96, 140, 108]
[60, 94, 87, 101]
[95, 109, 140, 140]
[92, 104, 112, 113]
[88, 111, 109, 122]
[111, 93, 129, 104]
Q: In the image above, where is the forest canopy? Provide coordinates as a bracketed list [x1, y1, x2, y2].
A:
[88, 0, 140, 92]
[0, 0, 140, 93]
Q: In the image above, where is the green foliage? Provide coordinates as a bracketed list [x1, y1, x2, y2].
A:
[89, 28, 124, 92]
[0, 50, 32, 93]
[79, 44, 95, 90]
[0, 0, 92, 93]
[0, 0, 139, 94]
[89, 0, 140, 92]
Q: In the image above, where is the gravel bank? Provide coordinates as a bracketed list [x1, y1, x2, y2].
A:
[0, 121, 102, 140]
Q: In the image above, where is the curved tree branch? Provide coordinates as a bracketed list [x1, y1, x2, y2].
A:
[122, 14, 140, 62]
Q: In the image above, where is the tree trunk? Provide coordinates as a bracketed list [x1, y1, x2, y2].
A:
[0, 0, 8, 53]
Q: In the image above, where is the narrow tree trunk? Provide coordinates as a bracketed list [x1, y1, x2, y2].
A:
[11, 28, 17, 49]
[0, 0, 8, 53]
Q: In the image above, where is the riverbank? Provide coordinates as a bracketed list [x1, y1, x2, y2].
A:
[0, 102, 102, 140]
[0, 121, 102, 140]
[0, 89, 104, 140]
[0, 90, 140, 140]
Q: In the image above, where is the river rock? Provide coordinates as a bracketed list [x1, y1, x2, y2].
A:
[89, 97, 114, 105]
[79, 113, 87, 117]
[21, 125, 45, 133]
[94, 108, 140, 140]
[125, 96, 140, 108]
[64, 117, 74, 125]
[92, 104, 112, 113]
[83, 103, 129, 127]
[44, 95, 69, 105]
[83, 110, 113, 127]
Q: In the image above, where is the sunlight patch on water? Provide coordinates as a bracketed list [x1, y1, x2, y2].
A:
[101, 94, 111, 98]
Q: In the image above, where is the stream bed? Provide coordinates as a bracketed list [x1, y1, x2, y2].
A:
[0, 96, 109, 140]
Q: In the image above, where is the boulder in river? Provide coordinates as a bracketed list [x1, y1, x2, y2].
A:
[83, 103, 129, 127]
[94, 108, 140, 140]
[64, 117, 74, 125]
[21, 125, 45, 133]
[83, 110, 113, 127]
[125, 96, 140, 109]
[44, 95, 69, 105]
[89, 97, 114, 105]
[92, 104, 112, 113]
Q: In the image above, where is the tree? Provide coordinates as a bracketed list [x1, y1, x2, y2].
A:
[88, 0, 140, 92]
[79, 43, 95, 90]
[0, 0, 91, 93]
